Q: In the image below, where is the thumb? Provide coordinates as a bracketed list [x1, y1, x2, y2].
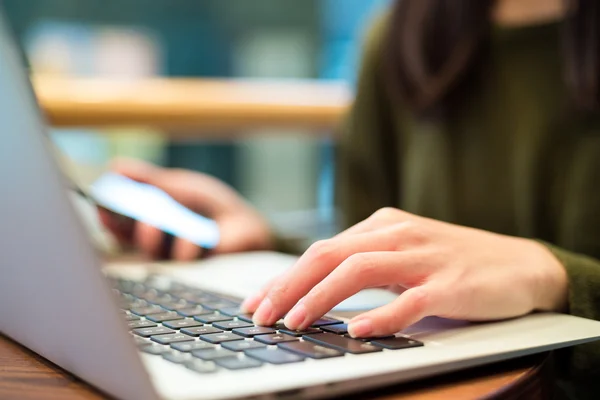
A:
[347, 286, 436, 338]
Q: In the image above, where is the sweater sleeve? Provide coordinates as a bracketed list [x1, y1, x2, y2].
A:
[540, 129, 600, 392]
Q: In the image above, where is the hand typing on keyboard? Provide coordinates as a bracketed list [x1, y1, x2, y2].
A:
[241, 208, 569, 338]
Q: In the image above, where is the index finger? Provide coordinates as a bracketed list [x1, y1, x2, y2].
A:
[251, 224, 414, 326]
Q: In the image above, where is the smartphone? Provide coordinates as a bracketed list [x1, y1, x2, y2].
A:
[88, 173, 220, 249]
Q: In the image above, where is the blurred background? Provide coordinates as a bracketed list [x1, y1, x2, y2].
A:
[3, 0, 390, 247]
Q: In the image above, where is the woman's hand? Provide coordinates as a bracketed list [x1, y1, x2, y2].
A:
[98, 158, 274, 260]
[241, 208, 568, 338]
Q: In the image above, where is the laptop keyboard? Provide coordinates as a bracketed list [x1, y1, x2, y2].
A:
[111, 277, 424, 374]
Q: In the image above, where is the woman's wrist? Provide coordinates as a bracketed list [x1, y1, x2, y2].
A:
[527, 240, 569, 312]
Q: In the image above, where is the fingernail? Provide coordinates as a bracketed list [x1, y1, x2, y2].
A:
[284, 303, 307, 329]
[253, 298, 274, 326]
[348, 318, 373, 338]
[240, 293, 262, 313]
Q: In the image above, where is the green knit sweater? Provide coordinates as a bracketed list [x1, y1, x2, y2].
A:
[333, 14, 600, 398]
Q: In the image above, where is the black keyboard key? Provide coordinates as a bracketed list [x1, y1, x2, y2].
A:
[162, 350, 192, 364]
[151, 333, 195, 345]
[254, 333, 298, 345]
[245, 348, 305, 364]
[127, 319, 158, 329]
[303, 333, 382, 354]
[176, 306, 213, 317]
[146, 312, 183, 323]
[140, 343, 169, 355]
[162, 319, 203, 330]
[218, 307, 242, 317]
[192, 348, 236, 360]
[310, 317, 343, 327]
[278, 341, 345, 359]
[200, 332, 244, 344]
[171, 341, 215, 352]
[180, 326, 223, 337]
[222, 340, 267, 352]
[370, 337, 424, 350]
[153, 301, 190, 311]
[279, 328, 321, 337]
[271, 323, 288, 331]
[232, 326, 276, 338]
[344, 334, 395, 342]
[124, 313, 140, 321]
[215, 356, 262, 370]
[320, 323, 348, 334]
[185, 359, 218, 374]
[194, 314, 233, 324]
[212, 320, 254, 331]
[133, 326, 176, 337]
[130, 306, 164, 316]
[237, 313, 254, 323]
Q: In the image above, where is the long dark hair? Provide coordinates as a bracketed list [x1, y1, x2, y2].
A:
[384, 0, 600, 115]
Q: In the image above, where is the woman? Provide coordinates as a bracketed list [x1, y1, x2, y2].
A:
[102, 0, 600, 395]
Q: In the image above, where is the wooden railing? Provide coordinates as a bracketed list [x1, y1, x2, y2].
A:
[33, 76, 351, 136]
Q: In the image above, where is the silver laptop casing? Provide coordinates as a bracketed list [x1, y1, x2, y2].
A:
[2, 7, 600, 400]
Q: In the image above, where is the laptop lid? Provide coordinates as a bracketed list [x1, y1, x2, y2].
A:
[0, 8, 158, 400]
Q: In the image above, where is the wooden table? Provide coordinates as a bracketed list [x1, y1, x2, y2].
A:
[0, 333, 552, 400]
[33, 76, 351, 135]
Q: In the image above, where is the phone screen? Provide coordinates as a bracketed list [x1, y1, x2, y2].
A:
[89, 173, 220, 249]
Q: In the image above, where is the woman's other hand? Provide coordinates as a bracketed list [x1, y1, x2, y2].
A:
[98, 158, 273, 260]
[242, 207, 568, 338]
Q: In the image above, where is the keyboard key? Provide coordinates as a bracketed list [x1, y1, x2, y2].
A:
[151, 333, 195, 345]
[146, 312, 183, 323]
[222, 340, 267, 352]
[237, 313, 254, 323]
[344, 334, 395, 342]
[162, 350, 192, 364]
[200, 332, 244, 344]
[140, 343, 169, 355]
[201, 300, 238, 311]
[278, 341, 345, 359]
[194, 314, 233, 324]
[303, 333, 382, 354]
[212, 320, 254, 331]
[185, 359, 218, 374]
[320, 323, 348, 334]
[370, 337, 424, 350]
[130, 306, 164, 316]
[133, 336, 151, 346]
[180, 326, 223, 337]
[155, 300, 191, 310]
[245, 348, 305, 364]
[279, 328, 321, 337]
[133, 326, 176, 337]
[127, 319, 158, 329]
[218, 307, 242, 316]
[192, 348, 236, 361]
[215, 356, 263, 370]
[124, 313, 140, 321]
[176, 306, 213, 317]
[271, 323, 288, 331]
[171, 341, 215, 352]
[232, 326, 276, 338]
[310, 317, 343, 327]
[254, 333, 298, 345]
[162, 319, 203, 330]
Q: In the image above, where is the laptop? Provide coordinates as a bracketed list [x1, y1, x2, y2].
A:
[2, 7, 600, 400]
